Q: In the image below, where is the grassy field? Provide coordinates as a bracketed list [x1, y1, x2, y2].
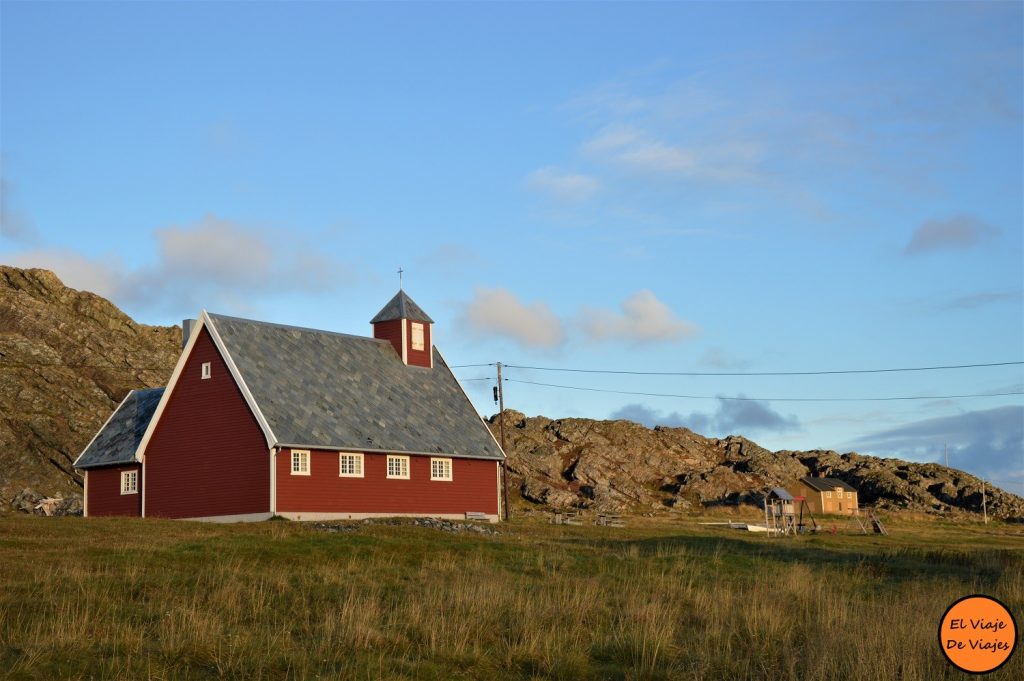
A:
[1, 512, 1021, 680]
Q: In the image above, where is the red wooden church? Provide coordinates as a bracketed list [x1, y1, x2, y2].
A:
[73, 290, 506, 522]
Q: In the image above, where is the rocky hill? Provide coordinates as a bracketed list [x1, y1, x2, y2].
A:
[0, 266, 180, 510]
[2, 266, 1021, 521]
[489, 411, 1024, 521]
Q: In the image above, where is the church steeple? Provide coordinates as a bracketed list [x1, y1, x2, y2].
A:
[371, 290, 434, 368]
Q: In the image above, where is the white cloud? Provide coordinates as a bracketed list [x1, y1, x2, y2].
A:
[8, 214, 350, 314]
[849, 406, 1024, 495]
[457, 287, 565, 349]
[524, 167, 601, 202]
[580, 290, 697, 344]
[8, 249, 123, 298]
[581, 124, 761, 181]
[903, 215, 1001, 255]
[611, 399, 801, 437]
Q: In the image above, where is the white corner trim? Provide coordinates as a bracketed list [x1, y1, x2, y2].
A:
[401, 318, 408, 364]
[202, 311, 277, 449]
[435, 347, 506, 460]
[136, 311, 207, 462]
[83, 470, 89, 518]
[141, 456, 146, 517]
[270, 447, 277, 515]
[73, 390, 136, 468]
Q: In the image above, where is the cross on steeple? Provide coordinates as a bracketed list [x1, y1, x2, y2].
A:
[397, 267, 404, 290]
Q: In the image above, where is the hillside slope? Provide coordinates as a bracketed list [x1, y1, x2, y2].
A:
[0, 267, 180, 509]
[2, 266, 1020, 520]
[489, 411, 1024, 520]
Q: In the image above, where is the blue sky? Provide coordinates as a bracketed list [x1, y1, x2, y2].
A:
[2, 2, 1022, 493]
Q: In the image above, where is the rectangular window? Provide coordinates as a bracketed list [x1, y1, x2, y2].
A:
[825, 491, 832, 498]
[430, 457, 453, 481]
[291, 450, 310, 475]
[120, 470, 138, 495]
[846, 492, 852, 499]
[411, 322, 424, 351]
[387, 455, 410, 479]
[201, 362, 211, 379]
[339, 453, 364, 477]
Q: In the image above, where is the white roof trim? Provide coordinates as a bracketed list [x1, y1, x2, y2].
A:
[435, 347, 506, 460]
[72, 389, 136, 468]
[135, 311, 277, 463]
[202, 310, 277, 448]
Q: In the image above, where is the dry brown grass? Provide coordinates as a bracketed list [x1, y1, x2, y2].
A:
[0, 514, 1021, 680]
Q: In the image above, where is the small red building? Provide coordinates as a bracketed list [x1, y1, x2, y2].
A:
[73, 290, 506, 522]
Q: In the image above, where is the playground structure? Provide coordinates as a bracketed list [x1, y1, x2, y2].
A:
[764, 486, 887, 537]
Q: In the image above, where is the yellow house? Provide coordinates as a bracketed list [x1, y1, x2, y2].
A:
[792, 476, 859, 516]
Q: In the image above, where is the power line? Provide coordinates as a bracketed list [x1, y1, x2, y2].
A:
[506, 378, 1024, 403]
[448, 363, 495, 368]
[501, 360, 1024, 377]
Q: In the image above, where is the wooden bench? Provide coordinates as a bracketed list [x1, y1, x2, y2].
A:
[595, 514, 625, 527]
[551, 510, 583, 525]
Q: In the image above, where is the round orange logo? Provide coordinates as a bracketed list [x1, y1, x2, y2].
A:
[938, 595, 1017, 674]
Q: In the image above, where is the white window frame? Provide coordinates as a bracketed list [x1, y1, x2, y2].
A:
[291, 450, 310, 476]
[846, 492, 852, 499]
[410, 322, 425, 351]
[386, 455, 410, 480]
[339, 452, 364, 478]
[201, 362, 211, 379]
[825, 491, 832, 498]
[120, 470, 138, 495]
[430, 457, 453, 481]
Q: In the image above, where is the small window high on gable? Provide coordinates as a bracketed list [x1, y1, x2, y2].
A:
[201, 362, 211, 380]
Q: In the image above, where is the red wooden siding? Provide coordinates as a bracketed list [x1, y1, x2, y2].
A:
[276, 449, 498, 516]
[372, 319, 404, 359]
[143, 327, 270, 519]
[86, 465, 142, 517]
[405, 319, 431, 368]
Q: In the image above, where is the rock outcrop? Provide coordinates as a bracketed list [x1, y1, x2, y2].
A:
[489, 411, 1024, 521]
[0, 266, 180, 508]
[3, 266, 1020, 522]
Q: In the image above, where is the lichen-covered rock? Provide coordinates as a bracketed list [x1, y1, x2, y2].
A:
[10, 488, 43, 514]
[489, 411, 1024, 521]
[0, 267, 179, 504]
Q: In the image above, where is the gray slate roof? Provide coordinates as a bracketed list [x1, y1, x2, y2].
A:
[75, 388, 165, 469]
[370, 290, 434, 324]
[800, 476, 856, 493]
[769, 487, 794, 501]
[207, 313, 502, 459]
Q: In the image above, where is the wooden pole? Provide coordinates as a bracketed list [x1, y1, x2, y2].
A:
[497, 362, 510, 521]
[982, 478, 988, 525]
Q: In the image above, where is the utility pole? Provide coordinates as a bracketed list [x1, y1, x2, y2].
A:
[496, 362, 510, 521]
[982, 478, 988, 525]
